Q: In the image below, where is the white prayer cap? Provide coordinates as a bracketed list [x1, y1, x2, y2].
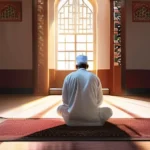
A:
[76, 55, 88, 65]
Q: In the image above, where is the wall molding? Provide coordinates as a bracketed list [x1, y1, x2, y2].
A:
[0, 70, 33, 88]
[0, 88, 33, 94]
[126, 70, 150, 88]
[126, 88, 150, 96]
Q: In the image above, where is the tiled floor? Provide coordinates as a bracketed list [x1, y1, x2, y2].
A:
[0, 95, 150, 119]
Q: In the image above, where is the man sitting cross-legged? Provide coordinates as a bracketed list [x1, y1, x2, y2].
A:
[57, 55, 113, 126]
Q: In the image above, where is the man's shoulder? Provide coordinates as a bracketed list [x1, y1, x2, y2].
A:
[88, 71, 98, 78]
[88, 72, 100, 83]
[68, 71, 77, 77]
[65, 71, 76, 80]
[65, 70, 99, 81]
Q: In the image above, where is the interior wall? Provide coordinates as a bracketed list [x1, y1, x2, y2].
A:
[126, 0, 150, 70]
[96, 0, 110, 70]
[0, 0, 32, 70]
[125, 0, 150, 89]
[48, 0, 55, 69]
[0, 0, 33, 90]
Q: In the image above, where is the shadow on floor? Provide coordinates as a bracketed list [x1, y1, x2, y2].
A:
[19, 121, 133, 141]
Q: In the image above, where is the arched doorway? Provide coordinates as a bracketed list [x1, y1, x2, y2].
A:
[32, 0, 126, 96]
[49, 0, 97, 91]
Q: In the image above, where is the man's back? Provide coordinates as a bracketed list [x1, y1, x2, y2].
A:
[62, 68, 103, 123]
[57, 55, 112, 126]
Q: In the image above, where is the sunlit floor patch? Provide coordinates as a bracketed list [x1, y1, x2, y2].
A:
[0, 118, 7, 124]
[0, 95, 150, 119]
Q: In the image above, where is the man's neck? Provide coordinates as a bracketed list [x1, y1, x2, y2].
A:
[78, 68, 86, 70]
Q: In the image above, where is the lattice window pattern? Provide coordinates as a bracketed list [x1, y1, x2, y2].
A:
[0, 5, 19, 20]
[114, 0, 122, 66]
[57, 0, 94, 70]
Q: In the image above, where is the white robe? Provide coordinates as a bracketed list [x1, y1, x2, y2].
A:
[57, 68, 112, 126]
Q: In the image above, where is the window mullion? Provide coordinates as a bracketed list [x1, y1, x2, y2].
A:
[57, 0, 94, 70]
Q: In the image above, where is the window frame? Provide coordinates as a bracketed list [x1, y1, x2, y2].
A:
[55, 0, 96, 71]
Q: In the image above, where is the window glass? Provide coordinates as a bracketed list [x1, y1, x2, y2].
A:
[57, 0, 94, 70]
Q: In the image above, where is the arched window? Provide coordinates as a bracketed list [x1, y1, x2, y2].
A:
[56, 0, 94, 70]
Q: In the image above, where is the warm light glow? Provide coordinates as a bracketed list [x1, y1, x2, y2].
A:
[0, 96, 62, 118]
[1, 96, 150, 119]
[57, 0, 94, 70]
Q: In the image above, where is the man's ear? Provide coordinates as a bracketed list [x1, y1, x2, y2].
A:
[86, 64, 89, 69]
[76, 65, 78, 69]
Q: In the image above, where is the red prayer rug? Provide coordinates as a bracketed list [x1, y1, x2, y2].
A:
[0, 118, 150, 141]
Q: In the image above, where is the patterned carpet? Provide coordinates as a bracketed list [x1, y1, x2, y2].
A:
[21, 121, 130, 141]
[0, 118, 150, 141]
